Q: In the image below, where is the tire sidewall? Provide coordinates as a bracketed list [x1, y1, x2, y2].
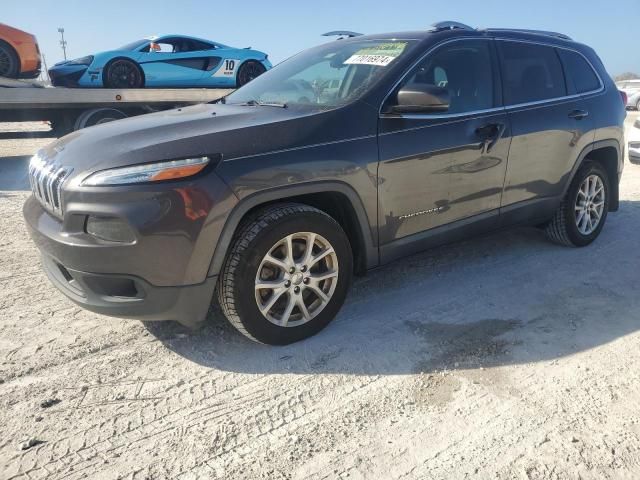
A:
[563, 162, 610, 246]
[232, 212, 353, 345]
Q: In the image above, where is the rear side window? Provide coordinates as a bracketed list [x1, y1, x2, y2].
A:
[558, 49, 601, 94]
[498, 41, 567, 105]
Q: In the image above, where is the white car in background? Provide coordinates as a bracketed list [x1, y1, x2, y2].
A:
[618, 79, 640, 110]
[629, 117, 640, 164]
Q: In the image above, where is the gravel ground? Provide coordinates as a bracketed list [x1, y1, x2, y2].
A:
[1, 113, 640, 480]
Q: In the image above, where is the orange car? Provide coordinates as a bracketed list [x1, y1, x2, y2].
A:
[0, 23, 41, 79]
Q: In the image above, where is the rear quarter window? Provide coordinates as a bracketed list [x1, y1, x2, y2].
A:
[558, 49, 601, 94]
[497, 41, 567, 105]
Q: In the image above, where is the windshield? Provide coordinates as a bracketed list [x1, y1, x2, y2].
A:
[117, 39, 150, 51]
[225, 39, 417, 108]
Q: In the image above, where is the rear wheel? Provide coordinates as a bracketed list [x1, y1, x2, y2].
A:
[546, 161, 609, 247]
[218, 203, 353, 345]
[236, 61, 267, 87]
[103, 59, 144, 88]
[74, 108, 127, 130]
[0, 41, 19, 78]
[636, 98, 640, 111]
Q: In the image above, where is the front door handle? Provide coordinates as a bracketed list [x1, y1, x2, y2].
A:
[568, 109, 589, 120]
[475, 122, 506, 154]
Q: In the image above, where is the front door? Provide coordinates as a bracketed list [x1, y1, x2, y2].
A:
[378, 38, 510, 253]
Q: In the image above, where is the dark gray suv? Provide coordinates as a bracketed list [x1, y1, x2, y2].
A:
[24, 22, 626, 345]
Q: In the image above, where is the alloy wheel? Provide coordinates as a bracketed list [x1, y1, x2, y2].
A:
[238, 62, 265, 86]
[255, 232, 339, 327]
[107, 61, 141, 88]
[575, 174, 605, 235]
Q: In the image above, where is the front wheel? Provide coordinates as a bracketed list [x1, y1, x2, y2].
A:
[546, 161, 609, 247]
[103, 59, 144, 89]
[218, 203, 353, 345]
[236, 61, 267, 87]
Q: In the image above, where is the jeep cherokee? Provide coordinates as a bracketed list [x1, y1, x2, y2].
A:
[24, 22, 626, 345]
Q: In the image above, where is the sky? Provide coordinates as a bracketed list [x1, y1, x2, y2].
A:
[5, 0, 638, 76]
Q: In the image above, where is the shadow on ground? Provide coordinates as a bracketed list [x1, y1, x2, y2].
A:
[0, 156, 30, 191]
[0, 131, 54, 140]
[146, 200, 640, 375]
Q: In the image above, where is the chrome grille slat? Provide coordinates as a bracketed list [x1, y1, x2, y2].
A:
[28, 153, 72, 218]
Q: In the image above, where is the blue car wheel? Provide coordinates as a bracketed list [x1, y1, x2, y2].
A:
[236, 60, 267, 87]
[103, 58, 144, 89]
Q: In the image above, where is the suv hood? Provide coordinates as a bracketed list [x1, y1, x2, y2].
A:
[38, 103, 358, 180]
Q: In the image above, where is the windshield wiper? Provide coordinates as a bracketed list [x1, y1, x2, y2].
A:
[234, 99, 288, 108]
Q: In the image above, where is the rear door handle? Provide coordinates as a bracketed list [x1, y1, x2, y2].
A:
[475, 122, 506, 154]
[568, 109, 589, 120]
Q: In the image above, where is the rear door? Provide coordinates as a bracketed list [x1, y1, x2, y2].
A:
[378, 38, 510, 248]
[497, 40, 594, 214]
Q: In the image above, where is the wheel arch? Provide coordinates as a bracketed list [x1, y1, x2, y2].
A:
[208, 181, 379, 278]
[564, 139, 621, 212]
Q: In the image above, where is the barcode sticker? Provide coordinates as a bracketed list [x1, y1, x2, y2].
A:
[344, 54, 397, 67]
[343, 42, 407, 67]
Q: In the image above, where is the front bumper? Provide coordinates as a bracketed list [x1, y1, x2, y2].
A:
[39, 253, 217, 326]
[23, 169, 238, 325]
[48, 65, 89, 87]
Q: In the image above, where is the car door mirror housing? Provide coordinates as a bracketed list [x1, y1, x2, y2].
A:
[389, 83, 450, 114]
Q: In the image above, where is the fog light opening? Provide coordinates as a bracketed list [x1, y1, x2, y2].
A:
[85, 216, 136, 243]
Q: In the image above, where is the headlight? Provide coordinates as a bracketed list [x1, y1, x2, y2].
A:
[82, 157, 210, 186]
[67, 55, 94, 66]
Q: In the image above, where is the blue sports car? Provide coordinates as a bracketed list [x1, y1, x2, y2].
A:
[48, 35, 272, 88]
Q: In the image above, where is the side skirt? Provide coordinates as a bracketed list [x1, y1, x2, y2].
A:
[378, 196, 562, 266]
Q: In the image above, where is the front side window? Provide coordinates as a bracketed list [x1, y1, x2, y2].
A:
[225, 39, 417, 109]
[498, 41, 567, 105]
[393, 40, 495, 114]
[558, 49, 601, 94]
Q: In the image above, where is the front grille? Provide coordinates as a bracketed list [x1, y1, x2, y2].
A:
[28, 153, 73, 218]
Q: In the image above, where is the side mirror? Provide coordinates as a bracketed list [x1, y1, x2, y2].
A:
[389, 83, 450, 114]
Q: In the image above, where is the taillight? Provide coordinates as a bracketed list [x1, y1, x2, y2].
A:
[620, 90, 628, 106]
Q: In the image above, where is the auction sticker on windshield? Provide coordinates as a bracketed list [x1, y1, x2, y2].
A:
[345, 42, 407, 67]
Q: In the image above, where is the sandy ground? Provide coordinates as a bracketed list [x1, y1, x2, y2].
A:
[1, 113, 640, 480]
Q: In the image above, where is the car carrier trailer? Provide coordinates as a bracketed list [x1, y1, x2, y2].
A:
[0, 77, 233, 137]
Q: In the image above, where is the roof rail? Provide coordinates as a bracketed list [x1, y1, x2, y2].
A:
[486, 28, 572, 40]
[429, 21, 474, 32]
[322, 31, 363, 40]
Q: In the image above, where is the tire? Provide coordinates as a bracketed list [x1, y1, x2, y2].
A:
[545, 161, 610, 247]
[103, 59, 144, 89]
[236, 61, 267, 87]
[218, 203, 353, 345]
[74, 108, 127, 130]
[0, 41, 19, 78]
[636, 98, 640, 111]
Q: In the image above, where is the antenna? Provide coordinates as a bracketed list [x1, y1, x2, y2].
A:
[57, 28, 67, 61]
